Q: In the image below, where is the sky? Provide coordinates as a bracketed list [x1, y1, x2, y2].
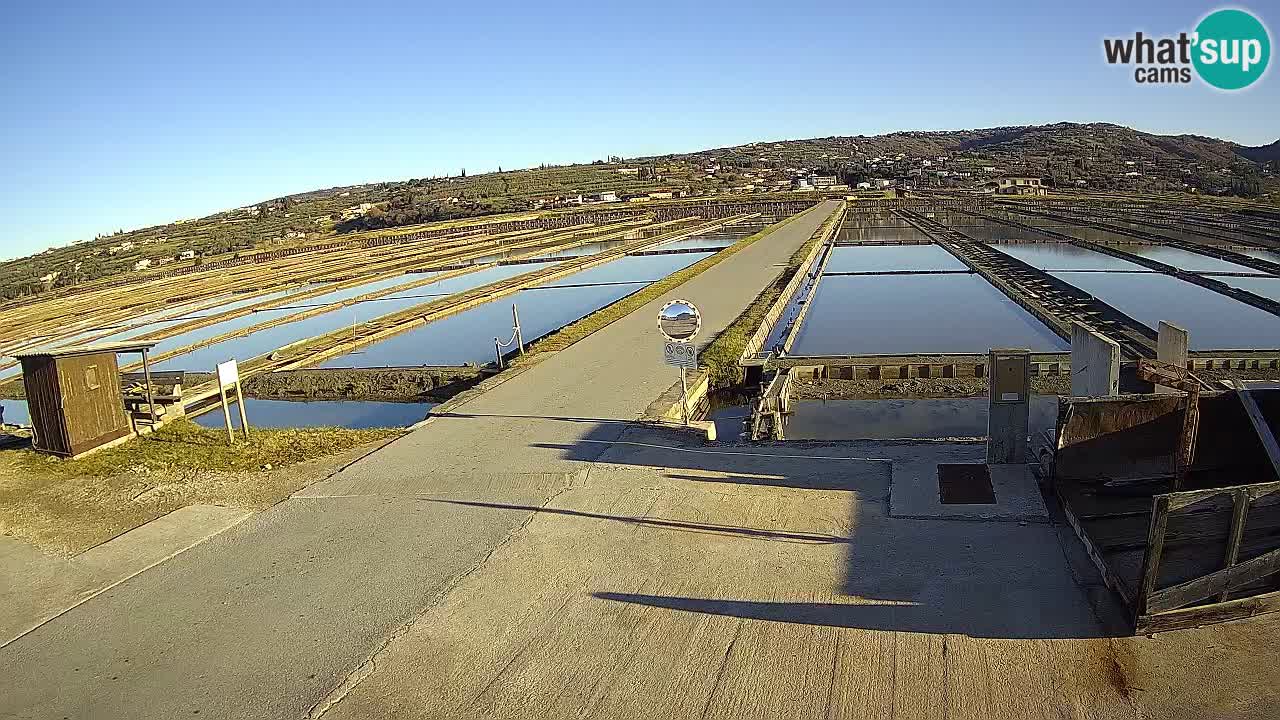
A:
[2, 0, 1277, 259]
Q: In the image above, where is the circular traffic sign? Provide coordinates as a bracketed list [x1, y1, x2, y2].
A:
[658, 299, 701, 342]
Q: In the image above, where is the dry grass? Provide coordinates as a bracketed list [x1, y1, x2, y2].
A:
[10, 419, 397, 479]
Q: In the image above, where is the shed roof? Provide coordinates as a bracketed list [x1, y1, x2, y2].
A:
[13, 341, 159, 361]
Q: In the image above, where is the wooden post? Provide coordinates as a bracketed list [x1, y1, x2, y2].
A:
[220, 386, 235, 445]
[141, 348, 158, 428]
[234, 379, 250, 440]
[513, 304, 524, 355]
[1136, 495, 1171, 620]
[679, 366, 689, 426]
[1175, 384, 1201, 491]
[1135, 359, 1204, 491]
[1156, 322, 1189, 394]
[1220, 490, 1251, 602]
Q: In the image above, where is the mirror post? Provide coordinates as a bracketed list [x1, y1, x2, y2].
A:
[680, 366, 689, 426]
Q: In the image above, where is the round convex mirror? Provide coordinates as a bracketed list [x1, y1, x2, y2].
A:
[657, 300, 701, 341]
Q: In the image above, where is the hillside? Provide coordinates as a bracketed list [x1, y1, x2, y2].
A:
[2, 122, 1276, 303]
[661, 122, 1277, 192]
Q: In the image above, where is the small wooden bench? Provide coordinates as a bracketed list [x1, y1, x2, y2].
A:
[121, 371, 185, 417]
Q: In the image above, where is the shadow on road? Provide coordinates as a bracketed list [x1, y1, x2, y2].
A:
[421, 498, 849, 545]
[525, 423, 1115, 640]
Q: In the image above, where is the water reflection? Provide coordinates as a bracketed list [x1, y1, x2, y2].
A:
[194, 398, 433, 429]
[790, 274, 1067, 355]
[0, 398, 29, 426]
[990, 243, 1146, 272]
[319, 252, 711, 367]
[1052, 271, 1280, 350]
[824, 244, 966, 273]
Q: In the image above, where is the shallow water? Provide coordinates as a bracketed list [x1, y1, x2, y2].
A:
[1216, 276, 1280, 303]
[1235, 247, 1280, 264]
[318, 252, 711, 368]
[1116, 245, 1267, 274]
[151, 266, 532, 371]
[990, 243, 1147, 272]
[835, 226, 929, 244]
[789, 274, 1067, 355]
[823, 244, 966, 273]
[194, 398, 434, 429]
[0, 398, 29, 426]
[1052, 271, 1280, 350]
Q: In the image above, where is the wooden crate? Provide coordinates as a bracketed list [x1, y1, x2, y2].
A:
[1052, 390, 1280, 632]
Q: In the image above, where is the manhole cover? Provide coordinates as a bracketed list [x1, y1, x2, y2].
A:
[938, 464, 995, 504]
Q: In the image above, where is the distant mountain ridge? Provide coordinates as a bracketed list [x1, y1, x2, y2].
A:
[667, 122, 1278, 170]
[3, 121, 1275, 303]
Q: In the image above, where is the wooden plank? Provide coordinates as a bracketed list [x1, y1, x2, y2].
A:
[1059, 493, 1137, 607]
[1234, 384, 1280, 482]
[1135, 495, 1170, 618]
[1147, 545, 1280, 613]
[1164, 480, 1280, 511]
[1137, 588, 1280, 634]
[1220, 490, 1251, 602]
[1087, 497, 1280, 552]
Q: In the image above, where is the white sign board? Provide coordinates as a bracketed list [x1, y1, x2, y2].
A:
[663, 341, 698, 369]
[216, 359, 239, 389]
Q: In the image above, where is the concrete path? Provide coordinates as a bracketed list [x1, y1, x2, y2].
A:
[319, 434, 1135, 720]
[7, 196, 1276, 720]
[0, 201, 841, 719]
[0, 505, 251, 647]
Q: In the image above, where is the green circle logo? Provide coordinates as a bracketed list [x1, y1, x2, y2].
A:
[1192, 9, 1271, 90]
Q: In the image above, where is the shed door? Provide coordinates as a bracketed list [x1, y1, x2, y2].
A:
[57, 354, 128, 450]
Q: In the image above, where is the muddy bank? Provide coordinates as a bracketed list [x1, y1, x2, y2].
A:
[239, 367, 486, 402]
[793, 375, 1072, 401]
[0, 367, 486, 403]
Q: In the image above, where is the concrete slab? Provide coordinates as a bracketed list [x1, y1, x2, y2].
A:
[0, 504, 251, 648]
[889, 453, 1049, 521]
[317, 432, 1114, 720]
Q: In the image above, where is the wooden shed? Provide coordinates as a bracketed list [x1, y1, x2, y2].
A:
[14, 342, 158, 458]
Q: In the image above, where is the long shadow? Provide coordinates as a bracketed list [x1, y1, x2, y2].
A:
[517, 422, 1117, 639]
[590, 593, 1090, 640]
[664, 471, 867, 492]
[430, 411, 636, 425]
[421, 498, 849, 545]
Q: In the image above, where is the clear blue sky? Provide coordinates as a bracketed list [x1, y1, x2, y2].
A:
[2, 0, 1276, 259]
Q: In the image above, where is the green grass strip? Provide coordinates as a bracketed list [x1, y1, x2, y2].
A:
[698, 203, 841, 387]
[516, 202, 840, 391]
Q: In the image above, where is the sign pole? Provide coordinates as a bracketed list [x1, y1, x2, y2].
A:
[679, 366, 689, 426]
[234, 379, 250, 440]
[220, 386, 234, 445]
[658, 299, 702, 429]
[513, 304, 524, 355]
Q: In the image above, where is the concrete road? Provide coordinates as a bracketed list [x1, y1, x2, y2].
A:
[7, 196, 1276, 720]
[0, 201, 841, 720]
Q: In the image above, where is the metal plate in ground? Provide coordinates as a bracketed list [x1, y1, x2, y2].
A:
[938, 463, 996, 504]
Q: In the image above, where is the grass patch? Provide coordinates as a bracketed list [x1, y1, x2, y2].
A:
[9, 419, 399, 480]
[514, 207, 814, 358]
[698, 203, 842, 388]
